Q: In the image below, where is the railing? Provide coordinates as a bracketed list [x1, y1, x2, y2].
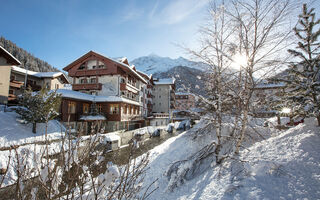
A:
[72, 83, 102, 90]
[10, 80, 24, 88]
[8, 94, 17, 101]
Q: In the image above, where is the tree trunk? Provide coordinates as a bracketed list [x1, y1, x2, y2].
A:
[32, 122, 37, 133]
[317, 115, 320, 127]
[277, 114, 281, 126]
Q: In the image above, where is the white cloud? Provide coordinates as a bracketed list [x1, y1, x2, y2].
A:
[151, 0, 208, 25]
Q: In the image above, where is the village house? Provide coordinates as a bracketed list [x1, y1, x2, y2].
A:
[0, 46, 21, 104]
[252, 82, 286, 117]
[0, 45, 69, 104]
[61, 50, 148, 133]
[175, 92, 196, 111]
[149, 78, 176, 126]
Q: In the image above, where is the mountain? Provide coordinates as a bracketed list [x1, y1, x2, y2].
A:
[131, 54, 206, 74]
[0, 36, 59, 72]
[153, 66, 206, 96]
[131, 55, 208, 96]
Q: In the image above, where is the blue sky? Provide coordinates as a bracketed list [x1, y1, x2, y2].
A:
[1, 0, 209, 70]
[1, 0, 319, 71]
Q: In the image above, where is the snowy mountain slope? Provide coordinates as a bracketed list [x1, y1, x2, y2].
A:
[131, 54, 207, 74]
[154, 66, 207, 96]
[140, 118, 320, 199]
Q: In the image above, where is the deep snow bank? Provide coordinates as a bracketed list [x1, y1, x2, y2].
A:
[141, 118, 320, 199]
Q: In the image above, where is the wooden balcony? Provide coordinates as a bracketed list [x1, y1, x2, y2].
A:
[72, 83, 102, 90]
[71, 69, 110, 77]
[119, 83, 139, 94]
[10, 80, 24, 88]
[8, 94, 17, 101]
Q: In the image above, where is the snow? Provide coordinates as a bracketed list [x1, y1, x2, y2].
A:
[139, 117, 320, 199]
[103, 133, 120, 142]
[56, 89, 141, 106]
[79, 115, 106, 121]
[0, 111, 66, 148]
[0, 45, 21, 65]
[175, 92, 195, 96]
[131, 55, 207, 74]
[154, 78, 175, 85]
[11, 66, 64, 78]
[254, 82, 286, 89]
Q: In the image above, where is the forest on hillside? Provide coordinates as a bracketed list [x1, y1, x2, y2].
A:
[0, 36, 59, 72]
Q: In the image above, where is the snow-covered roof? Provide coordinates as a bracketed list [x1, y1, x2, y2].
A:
[0, 45, 21, 65]
[12, 66, 69, 82]
[137, 70, 152, 80]
[79, 115, 106, 121]
[254, 83, 285, 89]
[154, 78, 175, 85]
[56, 89, 141, 106]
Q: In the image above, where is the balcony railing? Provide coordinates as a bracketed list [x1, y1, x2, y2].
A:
[119, 82, 139, 94]
[72, 83, 102, 90]
[10, 80, 24, 88]
[8, 94, 17, 101]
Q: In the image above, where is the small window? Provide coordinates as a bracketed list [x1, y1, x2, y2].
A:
[97, 104, 102, 113]
[83, 103, 89, 114]
[55, 84, 59, 89]
[110, 104, 119, 114]
[79, 64, 86, 70]
[68, 101, 76, 114]
[9, 90, 14, 94]
[80, 78, 87, 84]
[90, 78, 97, 83]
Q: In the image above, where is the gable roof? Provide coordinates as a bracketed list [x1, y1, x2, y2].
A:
[0, 45, 21, 65]
[63, 51, 147, 84]
[12, 66, 69, 83]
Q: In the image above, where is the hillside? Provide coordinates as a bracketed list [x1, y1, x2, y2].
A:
[139, 117, 320, 199]
[0, 36, 59, 72]
[131, 54, 207, 74]
[132, 55, 208, 96]
[153, 66, 207, 96]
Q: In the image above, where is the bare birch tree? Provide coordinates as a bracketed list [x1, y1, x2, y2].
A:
[166, 0, 298, 190]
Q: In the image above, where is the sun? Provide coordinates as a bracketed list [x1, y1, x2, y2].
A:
[231, 53, 247, 70]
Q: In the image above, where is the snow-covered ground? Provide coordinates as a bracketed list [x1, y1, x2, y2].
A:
[140, 117, 320, 199]
[0, 111, 65, 148]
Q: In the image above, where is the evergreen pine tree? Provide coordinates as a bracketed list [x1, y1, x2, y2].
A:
[285, 4, 320, 125]
[16, 88, 61, 133]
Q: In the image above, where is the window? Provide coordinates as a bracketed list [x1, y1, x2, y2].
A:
[120, 78, 126, 83]
[110, 104, 119, 114]
[55, 84, 59, 89]
[79, 64, 86, 70]
[90, 78, 97, 83]
[159, 103, 161, 106]
[9, 90, 14, 94]
[80, 78, 87, 84]
[83, 103, 89, 114]
[10, 75, 15, 81]
[68, 101, 76, 114]
[159, 95, 161, 98]
[123, 105, 127, 114]
[97, 104, 102, 113]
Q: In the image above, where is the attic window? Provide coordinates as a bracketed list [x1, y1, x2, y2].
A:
[79, 64, 86, 70]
